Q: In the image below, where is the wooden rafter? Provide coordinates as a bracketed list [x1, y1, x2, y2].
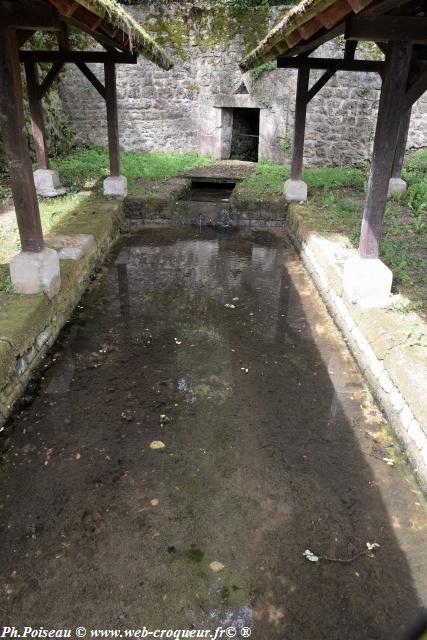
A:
[277, 56, 384, 71]
[19, 50, 137, 63]
[346, 16, 427, 43]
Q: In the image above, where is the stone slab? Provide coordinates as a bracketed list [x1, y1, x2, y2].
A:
[388, 177, 407, 196]
[33, 169, 66, 197]
[46, 234, 95, 260]
[343, 256, 393, 308]
[104, 175, 128, 198]
[284, 179, 308, 203]
[10, 248, 61, 298]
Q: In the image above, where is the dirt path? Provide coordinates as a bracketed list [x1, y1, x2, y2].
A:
[1, 228, 426, 639]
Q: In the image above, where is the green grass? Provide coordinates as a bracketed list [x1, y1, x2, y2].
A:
[239, 159, 366, 195]
[0, 192, 90, 265]
[239, 154, 426, 309]
[50, 148, 211, 192]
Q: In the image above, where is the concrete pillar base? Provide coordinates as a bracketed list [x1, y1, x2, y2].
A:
[33, 169, 66, 197]
[284, 179, 307, 203]
[103, 175, 127, 197]
[343, 256, 393, 309]
[388, 177, 407, 196]
[10, 247, 61, 298]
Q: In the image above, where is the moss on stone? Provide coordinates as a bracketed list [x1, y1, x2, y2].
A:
[144, 5, 270, 59]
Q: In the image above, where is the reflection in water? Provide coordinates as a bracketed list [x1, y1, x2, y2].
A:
[0, 228, 426, 639]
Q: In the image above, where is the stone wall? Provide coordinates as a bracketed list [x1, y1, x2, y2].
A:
[58, 1, 427, 166]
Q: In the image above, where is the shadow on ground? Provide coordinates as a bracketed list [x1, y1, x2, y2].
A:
[0, 227, 426, 639]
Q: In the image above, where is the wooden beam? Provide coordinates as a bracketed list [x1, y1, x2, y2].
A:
[392, 107, 412, 179]
[0, 2, 61, 30]
[346, 16, 427, 44]
[24, 61, 49, 170]
[0, 27, 44, 252]
[16, 29, 35, 47]
[38, 62, 64, 98]
[307, 40, 357, 103]
[104, 61, 120, 177]
[401, 67, 427, 112]
[307, 68, 336, 102]
[359, 41, 413, 259]
[291, 67, 310, 181]
[19, 50, 137, 64]
[76, 63, 106, 99]
[277, 56, 383, 72]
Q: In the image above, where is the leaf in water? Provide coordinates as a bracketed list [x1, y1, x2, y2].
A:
[150, 440, 166, 450]
[188, 548, 204, 562]
[303, 549, 319, 562]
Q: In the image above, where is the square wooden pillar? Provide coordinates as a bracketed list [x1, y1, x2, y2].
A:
[0, 27, 44, 252]
[0, 27, 60, 296]
[284, 67, 309, 202]
[103, 61, 127, 196]
[358, 41, 413, 258]
[24, 60, 49, 170]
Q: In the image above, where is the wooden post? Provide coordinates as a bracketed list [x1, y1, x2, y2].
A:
[0, 27, 44, 252]
[358, 41, 413, 259]
[104, 61, 120, 177]
[391, 107, 412, 179]
[291, 67, 310, 181]
[24, 61, 49, 170]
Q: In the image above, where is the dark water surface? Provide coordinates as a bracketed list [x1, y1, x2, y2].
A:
[1, 228, 426, 639]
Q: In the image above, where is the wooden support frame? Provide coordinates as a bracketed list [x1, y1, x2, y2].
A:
[19, 50, 138, 64]
[39, 62, 64, 98]
[358, 41, 413, 259]
[277, 56, 383, 72]
[76, 63, 106, 99]
[401, 67, 427, 113]
[307, 40, 357, 103]
[391, 107, 412, 179]
[291, 67, 310, 181]
[24, 60, 49, 170]
[0, 27, 44, 253]
[346, 16, 427, 44]
[105, 61, 120, 177]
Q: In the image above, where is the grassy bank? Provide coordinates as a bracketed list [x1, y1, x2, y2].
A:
[238, 154, 427, 310]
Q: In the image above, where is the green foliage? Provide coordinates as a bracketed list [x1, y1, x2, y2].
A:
[50, 148, 211, 192]
[281, 134, 292, 154]
[251, 60, 276, 80]
[240, 158, 290, 193]
[0, 266, 14, 295]
[304, 166, 366, 191]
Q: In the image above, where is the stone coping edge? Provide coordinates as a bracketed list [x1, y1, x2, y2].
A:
[286, 203, 427, 491]
[0, 197, 124, 431]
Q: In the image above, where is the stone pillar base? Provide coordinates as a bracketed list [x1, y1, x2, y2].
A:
[10, 247, 61, 298]
[33, 169, 66, 197]
[388, 177, 407, 196]
[284, 179, 307, 203]
[103, 175, 127, 197]
[343, 256, 392, 309]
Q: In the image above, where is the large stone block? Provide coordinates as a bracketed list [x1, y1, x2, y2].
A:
[343, 257, 392, 309]
[284, 179, 308, 203]
[388, 177, 407, 196]
[33, 169, 66, 197]
[103, 175, 128, 197]
[46, 234, 95, 260]
[10, 248, 61, 298]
